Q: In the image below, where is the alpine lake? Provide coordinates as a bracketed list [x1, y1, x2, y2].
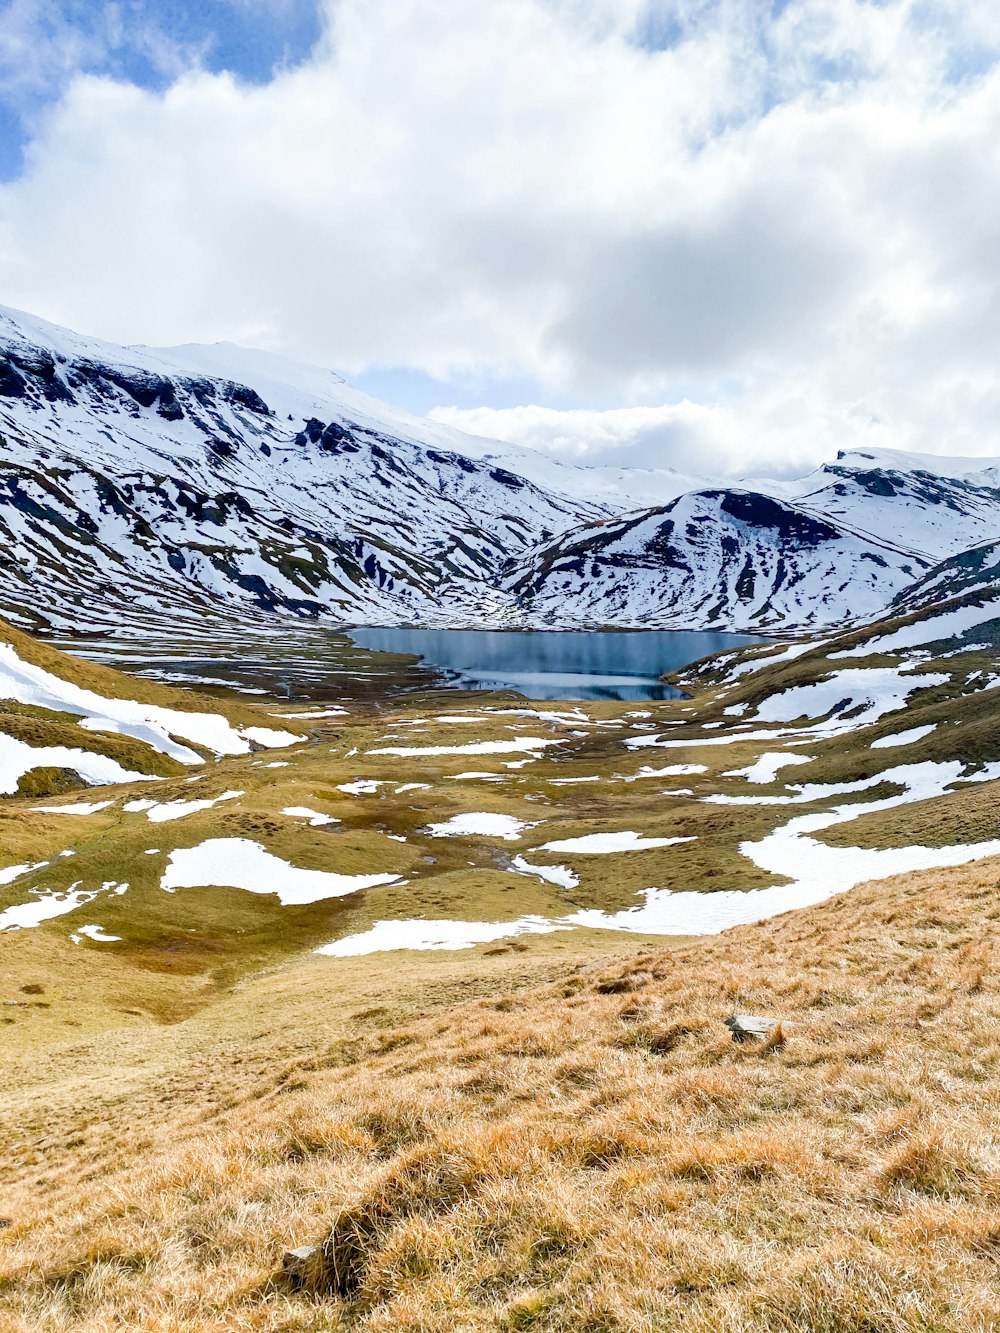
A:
[55, 625, 765, 702]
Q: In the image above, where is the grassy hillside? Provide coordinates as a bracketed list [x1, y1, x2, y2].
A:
[2, 600, 1000, 1329]
[0, 616, 310, 798]
[1, 856, 997, 1331]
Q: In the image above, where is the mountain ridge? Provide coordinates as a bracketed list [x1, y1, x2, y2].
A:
[3, 304, 1000, 635]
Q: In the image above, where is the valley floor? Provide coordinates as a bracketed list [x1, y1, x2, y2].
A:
[1, 856, 998, 1331]
[3, 599, 1000, 1329]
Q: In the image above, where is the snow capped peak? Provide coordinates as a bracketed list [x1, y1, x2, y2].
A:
[1, 302, 999, 636]
[831, 446, 1000, 483]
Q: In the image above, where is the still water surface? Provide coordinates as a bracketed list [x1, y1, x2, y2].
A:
[348, 628, 764, 701]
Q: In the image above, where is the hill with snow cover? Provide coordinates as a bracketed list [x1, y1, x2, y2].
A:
[3, 304, 1000, 635]
[508, 452, 1000, 630]
[0, 306, 628, 634]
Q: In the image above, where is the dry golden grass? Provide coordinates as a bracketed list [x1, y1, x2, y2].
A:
[2, 857, 998, 1332]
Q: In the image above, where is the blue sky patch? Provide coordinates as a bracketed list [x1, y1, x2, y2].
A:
[0, 0, 323, 182]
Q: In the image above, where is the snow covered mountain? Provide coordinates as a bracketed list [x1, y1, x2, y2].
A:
[3, 304, 1000, 636]
[0, 306, 624, 634]
[890, 539, 1000, 618]
[509, 452, 1000, 631]
[504, 488, 929, 631]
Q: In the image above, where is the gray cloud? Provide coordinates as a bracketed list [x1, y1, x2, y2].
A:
[1, 0, 1000, 477]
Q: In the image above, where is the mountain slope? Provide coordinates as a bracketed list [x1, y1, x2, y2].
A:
[505, 488, 930, 630]
[888, 538, 1000, 619]
[5, 305, 1000, 635]
[781, 448, 1000, 561]
[0, 615, 303, 802]
[0, 306, 615, 634]
[508, 448, 1000, 631]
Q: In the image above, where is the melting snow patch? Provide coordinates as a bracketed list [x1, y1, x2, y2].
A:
[626, 764, 707, 781]
[270, 708, 348, 719]
[830, 603, 1000, 659]
[370, 737, 560, 757]
[0, 883, 99, 931]
[725, 641, 824, 679]
[242, 727, 303, 748]
[161, 838, 400, 905]
[395, 783, 431, 794]
[316, 915, 566, 956]
[537, 831, 696, 855]
[628, 671, 947, 751]
[77, 923, 122, 943]
[0, 642, 303, 766]
[626, 727, 797, 751]
[597, 758, 1000, 935]
[427, 812, 534, 841]
[510, 855, 579, 889]
[0, 861, 42, 885]
[724, 753, 814, 784]
[871, 725, 937, 749]
[752, 669, 948, 734]
[484, 707, 591, 725]
[338, 779, 385, 795]
[125, 790, 243, 823]
[282, 806, 340, 827]
[0, 732, 153, 796]
[31, 799, 115, 815]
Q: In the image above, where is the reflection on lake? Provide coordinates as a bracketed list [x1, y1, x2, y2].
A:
[347, 628, 764, 701]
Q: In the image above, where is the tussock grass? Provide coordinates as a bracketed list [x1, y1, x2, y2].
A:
[2, 858, 999, 1331]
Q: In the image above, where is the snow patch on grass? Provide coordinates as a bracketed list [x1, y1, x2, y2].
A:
[724, 753, 814, 784]
[0, 882, 99, 931]
[0, 731, 153, 796]
[509, 855, 579, 889]
[281, 806, 340, 827]
[831, 602, 1000, 659]
[626, 764, 707, 780]
[30, 799, 115, 815]
[0, 642, 303, 766]
[370, 736, 560, 757]
[270, 708, 348, 719]
[427, 812, 535, 841]
[871, 725, 937, 749]
[537, 831, 696, 854]
[124, 790, 243, 822]
[752, 669, 948, 732]
[317, 915, 566, 957]
[76, 923, 122, 942]
[161, 838, 400, 905]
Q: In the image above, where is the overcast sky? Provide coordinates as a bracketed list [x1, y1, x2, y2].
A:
[0, 0, 999, 478]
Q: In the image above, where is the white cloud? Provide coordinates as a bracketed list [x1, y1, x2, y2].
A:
[1, 0, 1000, 476]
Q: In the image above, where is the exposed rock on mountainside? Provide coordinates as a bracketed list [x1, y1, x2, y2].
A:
[0, 307, 614, 634]
[505, 488, 930, 630]
[3, 305, 1000, 635]
[891, 539, 1000, 617]
[509, 451, 1000, 630]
